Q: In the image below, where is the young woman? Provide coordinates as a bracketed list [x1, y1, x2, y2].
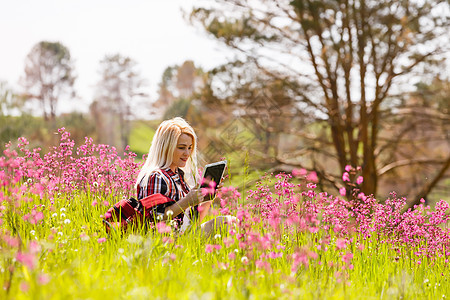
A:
[135, 117, 232, 235]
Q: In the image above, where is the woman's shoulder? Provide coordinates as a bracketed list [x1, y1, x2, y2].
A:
[150, 168, 178, 183]
[147, 169, 167, 181]
[138, 169, 167, 186]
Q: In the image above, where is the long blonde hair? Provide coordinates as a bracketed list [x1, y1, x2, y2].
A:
[135, 117, 198, 188]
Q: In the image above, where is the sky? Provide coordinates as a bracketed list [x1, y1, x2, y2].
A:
[0, 0, 230, 115]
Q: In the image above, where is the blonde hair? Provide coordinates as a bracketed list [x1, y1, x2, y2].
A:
[135, 117, 198, 188]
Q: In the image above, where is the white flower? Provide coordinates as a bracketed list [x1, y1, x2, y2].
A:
[60, 213, 66, 218]
[93, 182, 99, 188]
[60, 208, 66, 212]
[214, 234, 221, 240]
[241, 256, 248, 263]
[127, 234, 144, 244]
[52, 213, 58, 218]
[30, 230, 35, 235]
[156, 214, 163, 221]
[57, 232, 63, 236]
[64, 219, 71, 224]
[166, 210, 173, 217]
[118, 248, 124, 254]
[234, 249, 239, 253]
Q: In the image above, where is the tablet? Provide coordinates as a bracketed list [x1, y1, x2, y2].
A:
[200, 160, 227, 199]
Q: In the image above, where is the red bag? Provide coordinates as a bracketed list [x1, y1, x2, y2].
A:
[103, 194, 173, 233]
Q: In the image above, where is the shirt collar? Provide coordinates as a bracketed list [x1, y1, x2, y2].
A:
[162, 167, 184, 181]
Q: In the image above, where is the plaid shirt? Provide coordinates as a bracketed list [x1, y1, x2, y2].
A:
[137, 167, 197, 228]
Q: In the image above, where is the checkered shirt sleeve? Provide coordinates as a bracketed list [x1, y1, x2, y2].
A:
[137, 172, 175, 217]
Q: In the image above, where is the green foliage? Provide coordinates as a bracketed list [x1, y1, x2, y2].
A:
[0, 112, 96, 153]
[128, 120, 158, 159]
[57, 112, 96, 143]
[0, 114, 44, 151]
[163, 98, 192, 120]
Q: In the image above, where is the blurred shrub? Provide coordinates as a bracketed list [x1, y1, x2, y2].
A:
[163, 98, 191, 120]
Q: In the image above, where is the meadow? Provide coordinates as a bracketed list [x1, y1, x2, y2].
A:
[1, 128, 449, 299]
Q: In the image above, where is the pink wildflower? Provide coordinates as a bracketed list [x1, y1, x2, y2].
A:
[345, 165, 352, 172]
[20, 281, 29, 292]
[356, 176, 363, 185]
[97, 237, 106, 243]
[339, 187, 346, 196]
[342, 172, 350, 182]
[156, 222, 172, 234]
[16, 252, 36, 270]
[223, 237, 234, 247]
[306, 171, 318, 183]
[342, 252, 353, 263]
[162, 237, 174, 244]
[307, 183, 316, 189]
[268, 252, 283, 259]
[4, 235, 20, 247]
[292, 168, 307, 177]
[309, 227, 319, 233]
[336, 238, 347, 250]
[34, 211, 44, 222]
[38, 273, 50, 285]
[205, 244, 214, 253]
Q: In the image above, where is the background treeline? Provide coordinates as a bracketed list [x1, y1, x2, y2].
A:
[1, 0, 449, 208]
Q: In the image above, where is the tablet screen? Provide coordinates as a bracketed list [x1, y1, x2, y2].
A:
[200, 160, 227, 198]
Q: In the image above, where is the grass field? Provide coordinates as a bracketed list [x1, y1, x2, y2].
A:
[1, 128, 449, 299]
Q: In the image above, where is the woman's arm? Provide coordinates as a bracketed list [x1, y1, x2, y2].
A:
[163, 188, 203, 220]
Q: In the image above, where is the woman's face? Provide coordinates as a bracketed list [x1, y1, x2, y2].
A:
[170, 133, 193, 171]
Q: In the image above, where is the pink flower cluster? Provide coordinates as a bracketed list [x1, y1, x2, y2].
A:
[0, 128, 142, 274]
[1, 127, 140, 202]
[212, 167, 449, 272]
[1, 130, 449, 279]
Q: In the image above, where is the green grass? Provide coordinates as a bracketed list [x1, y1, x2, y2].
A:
[1, 190, 449, 300]
[129, 120, 159, 159]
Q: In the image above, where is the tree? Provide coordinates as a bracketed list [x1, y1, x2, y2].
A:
[152, 66, 176, 113]
[22, 41, 75, 121]
[152, 60, 206, 117]
[91, 54, 147, 152]
[190, 0, 450, 201]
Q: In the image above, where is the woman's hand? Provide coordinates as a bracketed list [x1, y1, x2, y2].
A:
[164, 188, 204, 219]
[185, 188, 205, 207]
